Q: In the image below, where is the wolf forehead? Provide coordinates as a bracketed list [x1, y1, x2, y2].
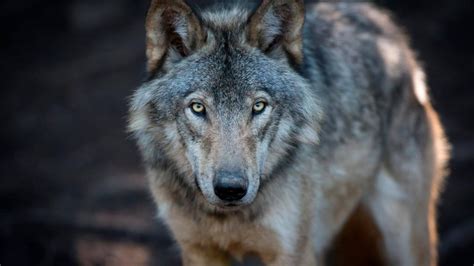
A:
[142, 48, 306, 108]
[148, 51, 302, 97]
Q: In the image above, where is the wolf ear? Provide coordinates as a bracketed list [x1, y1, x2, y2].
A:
[145, 0, 205, 73]
[247, 0, 305, 64]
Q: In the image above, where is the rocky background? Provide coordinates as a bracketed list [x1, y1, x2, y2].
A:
[1, 0, 473, 265]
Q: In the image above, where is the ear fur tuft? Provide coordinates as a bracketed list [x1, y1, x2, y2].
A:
[145, 0, 205, 73]
[247, 0, 305, 64]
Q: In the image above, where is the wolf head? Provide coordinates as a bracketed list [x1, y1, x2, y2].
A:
[129, 0, 323, 212]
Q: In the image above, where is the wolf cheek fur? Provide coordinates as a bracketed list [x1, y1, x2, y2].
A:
[128, 0, 449, 265]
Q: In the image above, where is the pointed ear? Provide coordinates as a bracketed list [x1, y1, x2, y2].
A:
[247, 0, 305, 64]
[145, 0, 205, 73]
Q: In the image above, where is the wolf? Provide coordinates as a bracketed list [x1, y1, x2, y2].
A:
[128, 0, 449, 265]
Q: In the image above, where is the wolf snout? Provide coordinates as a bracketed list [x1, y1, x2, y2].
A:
[213, 170, 248, 202]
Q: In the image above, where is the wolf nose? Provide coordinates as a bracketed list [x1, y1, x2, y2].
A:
[213, 171, 248, 202]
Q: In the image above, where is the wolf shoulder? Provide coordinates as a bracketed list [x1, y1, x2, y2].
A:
[303, 2, 415, 94]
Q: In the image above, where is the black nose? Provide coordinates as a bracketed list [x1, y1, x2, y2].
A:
[213, 171, 248, 202]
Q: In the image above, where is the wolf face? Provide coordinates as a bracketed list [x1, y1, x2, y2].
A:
[129, 0, 322, 211]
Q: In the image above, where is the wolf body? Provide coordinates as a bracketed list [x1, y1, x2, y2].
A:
[129, 1, 449, 265]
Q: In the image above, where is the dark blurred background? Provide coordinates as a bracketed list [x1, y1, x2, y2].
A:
[1, 0, 473, 265]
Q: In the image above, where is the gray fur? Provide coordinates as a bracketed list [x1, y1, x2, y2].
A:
[129, 1, 449, 265]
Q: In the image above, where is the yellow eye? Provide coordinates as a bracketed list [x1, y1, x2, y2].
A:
[191, 102, 205, 114]
[253, 101, 266, 114]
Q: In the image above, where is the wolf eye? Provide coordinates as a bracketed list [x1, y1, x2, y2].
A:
[190, 102, 206, 115]
[253, 101, 267, 114]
